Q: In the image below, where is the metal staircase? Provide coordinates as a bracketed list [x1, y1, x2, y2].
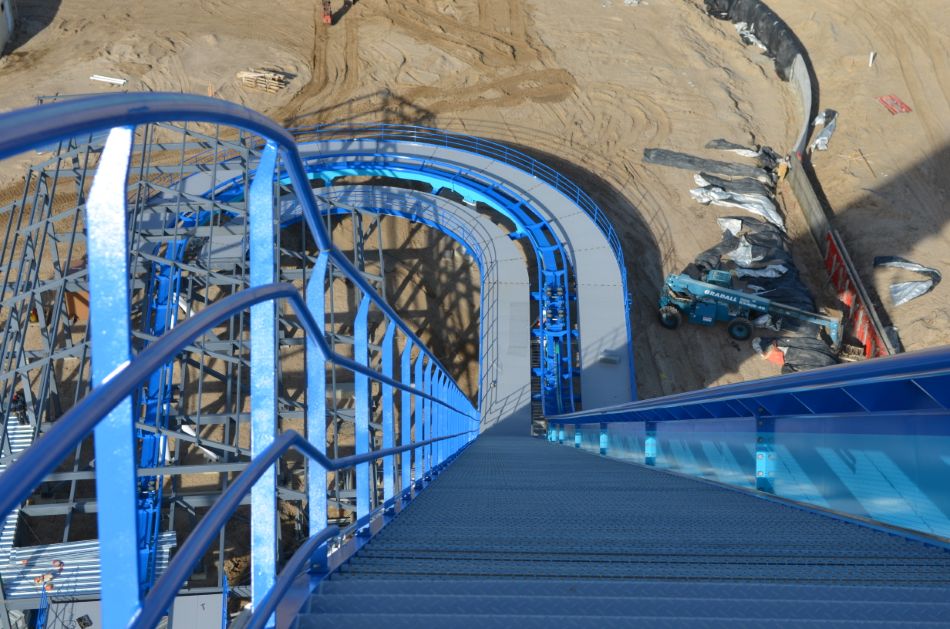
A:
[0, 424, 33, 564]
[296, 431, 950, 627]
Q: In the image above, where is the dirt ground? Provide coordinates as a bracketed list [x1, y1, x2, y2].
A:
[1, 0, 945, 393]
[765, 1, 950, 353]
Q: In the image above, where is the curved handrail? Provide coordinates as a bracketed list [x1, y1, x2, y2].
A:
[134, 428, 472, 628]
[0, 94, 459, 395]
[292, 123, 637, 400]
[0, 282, 475, 523]
[293, 123, 627, 278]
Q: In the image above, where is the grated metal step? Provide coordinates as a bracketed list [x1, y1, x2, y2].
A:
[295, 433, 950, 626]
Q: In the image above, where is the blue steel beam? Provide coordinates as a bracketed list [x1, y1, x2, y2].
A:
[86, 126, 143, 625]
[553, 345, 950, 426]
[400, 341, 413, 494]
[354, 295, 371, 521]
[306, 252, 331, 535]
[381, 323, 396, 503]
[248, 142, 279, 621]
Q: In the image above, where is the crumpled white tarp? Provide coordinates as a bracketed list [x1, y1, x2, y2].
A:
[690, 185, 785, 231]
[809, 109, 838, 152]
[874, 255, 942, 306]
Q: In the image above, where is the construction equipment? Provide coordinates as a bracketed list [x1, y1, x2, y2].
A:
[658, 270, 842, 347]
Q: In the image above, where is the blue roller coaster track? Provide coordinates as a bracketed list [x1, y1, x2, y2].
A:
[0, 94, 947, 628]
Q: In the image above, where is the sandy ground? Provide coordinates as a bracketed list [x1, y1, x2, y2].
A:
[768, 0, 950, 352]
[0, 0, 819, 400]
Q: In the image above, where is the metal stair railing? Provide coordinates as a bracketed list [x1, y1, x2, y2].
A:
[292, 124, 637, 413]
[0, 94, 479, 628]
[549, 345, 950, 543]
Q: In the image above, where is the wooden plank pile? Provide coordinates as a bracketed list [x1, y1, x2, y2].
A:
[237, 70, 288, 94]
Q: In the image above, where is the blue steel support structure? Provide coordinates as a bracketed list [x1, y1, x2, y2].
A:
[0, 94, 478, 625]
[301, 157, 576, 416]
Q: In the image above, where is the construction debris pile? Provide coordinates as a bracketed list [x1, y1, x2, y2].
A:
[646, 137, 843, 373]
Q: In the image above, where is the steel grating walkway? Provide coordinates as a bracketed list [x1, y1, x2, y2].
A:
[296, 426, 950, 627]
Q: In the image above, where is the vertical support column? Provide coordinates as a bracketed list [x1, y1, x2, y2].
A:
[381, 324, 395, 504]
[436, 374, 446, 466]
[644, 421, 657, 466]
[599, 423, 608, 456]
[413, 354, 424, 483]
[87, 126, 142, 626]
[429, 365, 437, 470]
[574, 425, 582, 448]
[354, 295, 371, 521]
[400, 341, 413, 494]
[422, 362, 434, 475]
[249, 142, 279, 622]
[558, 424, 565, 445]
[449, 389, 457, 457]
[755, 410, 776, 493]
[306, 253, 330, 538]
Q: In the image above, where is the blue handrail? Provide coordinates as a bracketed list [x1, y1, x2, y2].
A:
[0, 282, 474, 524]
[0, 94, 459, 383]
[0, 94, 480, 626]
[134, 428, 472, 628]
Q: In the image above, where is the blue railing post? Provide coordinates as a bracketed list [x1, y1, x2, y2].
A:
[558, 424, 565, 445]
[401, 341, 413, 493]
[413, 354, 425, 482]
[354, 295, 371, 521]
[221, 574, 230, 629]
[599, 423, 608, 455]
[306, 253, 330, 537]
[574, 426, 582, 448]
[755, 410, 776, 493]
[437, 374, 447, 465]
[423, 362, 435, 475]
[249, 142, 279, 626]
[645, 421, 657, 466]
[86, 126, 144, 625]
[381, 324, 396, 502]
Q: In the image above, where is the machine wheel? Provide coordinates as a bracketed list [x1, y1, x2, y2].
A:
[727, 317, 753, 341]
[659, 306, 682, 330]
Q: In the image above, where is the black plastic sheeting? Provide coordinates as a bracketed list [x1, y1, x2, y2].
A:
[686, 216, 817, 319]
[642, 148, 770, 181]
[704, 0, 803, 81]
[755, 336, 838, 374]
